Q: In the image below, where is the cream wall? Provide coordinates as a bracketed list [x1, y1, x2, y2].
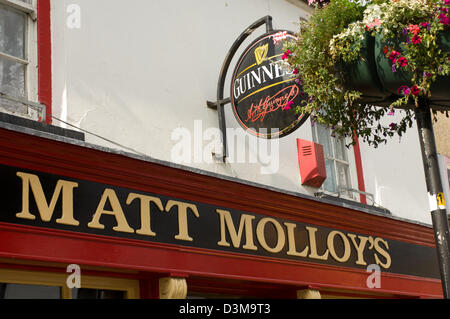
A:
[358, 112, 431, 224]
[50, 0, 432, 224]
[434, 112, 450, 158]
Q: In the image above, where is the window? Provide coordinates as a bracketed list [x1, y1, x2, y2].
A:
[312, 123, 353, 198]
[0, 283, 61, 299]
[0, 0, 39, 115]
[0, 267, 140, 299]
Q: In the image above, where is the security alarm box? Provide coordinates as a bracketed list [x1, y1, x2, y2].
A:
[297, 139, 326, 188]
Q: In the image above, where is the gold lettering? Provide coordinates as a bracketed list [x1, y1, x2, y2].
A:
[88, 189, 134, 233]
[306, 226, 329, 260]
[374, 237, 391, 269]
[327, 231, 351, 263]
[216, 209, 257, 251]
[127, 193, 163, 236]
[284, 222, 309, 257]
[16, 172, 79, 226]
[256, 218, 285, 253]
[165, 200, 199, 242]
[348, 234, 370, 266]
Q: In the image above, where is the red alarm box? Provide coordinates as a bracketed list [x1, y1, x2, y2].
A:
[297, 139, 327, 188]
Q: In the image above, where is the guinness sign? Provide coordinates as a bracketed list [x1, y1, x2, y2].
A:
[231, 30, 308, 138]
[0, 163, 440, 279]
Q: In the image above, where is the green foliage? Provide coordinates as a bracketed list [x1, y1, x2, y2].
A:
[284, 0, 450, 148]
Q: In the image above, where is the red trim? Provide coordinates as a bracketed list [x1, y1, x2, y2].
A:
[353, 134, 367, 204]
[187, 276, 298, 298]
[139, 277, 161, 299]
[37, 0, 52, 124]
[0, 223, 443, 298]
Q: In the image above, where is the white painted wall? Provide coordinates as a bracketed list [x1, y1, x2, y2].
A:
[359, 111, 431, 224]
[50, 0, 432, 224]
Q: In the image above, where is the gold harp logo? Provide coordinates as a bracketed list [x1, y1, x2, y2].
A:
[254, 44, 268, 65]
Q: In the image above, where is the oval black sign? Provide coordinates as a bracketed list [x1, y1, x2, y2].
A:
[230, 30, 308, 139]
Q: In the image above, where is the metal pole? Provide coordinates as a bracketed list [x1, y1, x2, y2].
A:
[414, 97, 450, 298]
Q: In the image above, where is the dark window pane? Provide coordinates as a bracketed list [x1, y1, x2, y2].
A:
[187, 291, 248, 299]
[0, 283, 61, 299]
[323, 159, 337, 193]
[0, 4, 26, 59]
[72, 288, 126, 299]
[0, 55, 25, 97]
[316, 124, 332, 157]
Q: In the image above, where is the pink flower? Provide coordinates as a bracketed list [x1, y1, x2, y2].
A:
[389, 123, 397, 130]
[293, 68, 299, 75]
[408, 24, 420, 35]
[439, 13, 450, 25]
[420, 22, 431, 30]
[411, 85, 420, 96]
[366, 19, 382, 31]
[284, 101, 294, 110]
[282, 50, 292, 60]
[389, 51, 400, 63]
[411, 35, 422, 44]
[397, 85, 410, 96]
[295, 78, 304, 86]
[397, 56, 408, 67]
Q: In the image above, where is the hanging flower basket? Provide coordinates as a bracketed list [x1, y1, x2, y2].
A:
[375, 29, 450, 109]
[338, 32, 390, 104]
[284, 0, 449, 148]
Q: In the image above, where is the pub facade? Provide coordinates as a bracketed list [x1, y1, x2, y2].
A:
[0, 0, 443, 298]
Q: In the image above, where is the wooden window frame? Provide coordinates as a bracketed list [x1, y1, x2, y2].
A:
[312, 123, 358, 201]
[0, 0, 38, 103]
[0, 268, 140, 299]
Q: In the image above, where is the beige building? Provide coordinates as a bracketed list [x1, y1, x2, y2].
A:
[435, 112, 450, 158]
[433, 112, 450, 217]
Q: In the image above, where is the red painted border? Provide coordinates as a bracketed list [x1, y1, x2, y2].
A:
[0, 223, 443, 298]
[353, 135, 367, 204]
[37, 0, 52, 124]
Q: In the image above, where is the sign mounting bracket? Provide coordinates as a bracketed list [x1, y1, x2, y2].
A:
[207, 16, 273, 163]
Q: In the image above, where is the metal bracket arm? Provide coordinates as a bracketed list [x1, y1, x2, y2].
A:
[208, 16, 273, 162]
